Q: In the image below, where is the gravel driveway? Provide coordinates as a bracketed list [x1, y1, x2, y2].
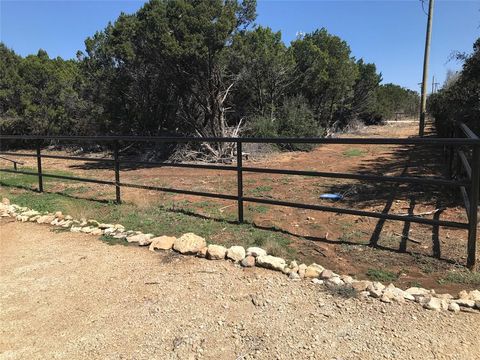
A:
[0, 219, 478, 360]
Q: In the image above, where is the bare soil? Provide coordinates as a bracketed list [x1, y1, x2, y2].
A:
[0, 122, 477, 293]
[1, 219, 479, 360]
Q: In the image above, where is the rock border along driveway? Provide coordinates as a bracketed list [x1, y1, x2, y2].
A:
[1, 197, 479, 314]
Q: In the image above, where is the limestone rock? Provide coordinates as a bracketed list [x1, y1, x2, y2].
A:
[81, 226, 93, 233]
[326, 277, 344, 287]
[207, 244, 227, 260]
[241, 255, 255, 267]
[320, 269, 334, 280]
[469, 290, 480, 301]
[352, 280, 372, 292]
[453, 299, 476, 308]
[173, 233, 207, 255]
[149, 236, 176, 251]
[36, 214, 55, 224]
[424, 297, 443, 311]
[256, 255, 286, 272]
[226, 246, 246, 262]
[289, 272, 301, 281]
[246, 247, 267, 257]
[70, 226, 82, 233]
[406, 287, 430, 297]
[127, 233, 154, 246]
[2, 198, 10, 205]
[197, 247, 208, 258]
[21, 210, 40, 218]
[448, 302, 461, 313]
[90, 228, 103, 236]
[311, 278, 324, 285]
[304, 263, 324, 278]
[298, 264, 307, 278]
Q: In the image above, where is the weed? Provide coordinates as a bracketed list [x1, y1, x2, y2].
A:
[326, 284, 358, 299]
[342, 148, 365, 157]
[249, 185, 273, 196]
[366, 268, 398, 282]
[247, 205, 269, 214]
[100, 235, 130, 246]
[438, 271, 480, 285]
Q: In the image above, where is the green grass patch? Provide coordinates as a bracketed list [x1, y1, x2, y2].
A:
[343, 148, 366, 157]
[249, 185, 273, 196]
[0, 167, 76, 190]
[438, 271, 480, 285]
[366, 268, 399, 282]
[0, 187, 295, 259]
[247, 205, 269, 214]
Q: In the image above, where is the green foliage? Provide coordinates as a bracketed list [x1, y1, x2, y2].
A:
[438, 271, 480, 285]
[428, 38, 480, 136]
[374, 83, 419, 120]
[343, 148, 365, 157]
[1, 1, 421, 154]
[366, 268, 398, 282]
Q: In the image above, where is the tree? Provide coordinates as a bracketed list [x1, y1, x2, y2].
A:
[291, 28, 358, 130]
[81, 0, 257, 158]
[228, 26, 294, 122]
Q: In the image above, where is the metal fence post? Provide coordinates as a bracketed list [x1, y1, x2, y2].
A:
[114, 141, 121, 204]
[36, 142, 43, 192]
[237, 141, 244, 223]
[467, 145, 480, 270]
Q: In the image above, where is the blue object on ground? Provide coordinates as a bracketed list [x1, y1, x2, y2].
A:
[319, 193, 343, 200]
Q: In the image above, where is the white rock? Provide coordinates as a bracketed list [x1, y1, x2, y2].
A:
[448, 302, 461, 313]
[70, 226, 82, 233]
[61, 220, 73, 228]
[98, 223, 114, 229]
[206, 244, 227, 260]
[103, 228, 115, 235]
[90, 228, 103, 236]
[304, 263, 324, 278]
[453, 299, 476, 308]
[36, 214, 55, 224]
[149, 236, 176, 251]
[289, 272, 301, 281]
[424, 297, 443, 311]
[81, 226, 93, 233]
[256, 255, 286, 272]
[21, 210, 40, 217]
[246, 247, 267, 257]
[326, 277, 344, 286]
[298, 264, 307, 278]
[173, 233, 207, 254]
[311, 278, 324, 285]
[406, 287, 430, 297]
[2, 198, 10, 205]
[469, 290, 480, 301]
[127, 233, 154, 246]
[226, 246, 246, 262]
[320, 269, 334, 279]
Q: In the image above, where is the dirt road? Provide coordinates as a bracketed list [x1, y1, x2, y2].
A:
[1, 219, 478, 359]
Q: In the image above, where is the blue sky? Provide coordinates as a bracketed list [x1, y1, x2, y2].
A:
[1, 0, 479, 91]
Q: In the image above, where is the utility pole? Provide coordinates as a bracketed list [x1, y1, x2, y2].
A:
[419, 0, 434, 137]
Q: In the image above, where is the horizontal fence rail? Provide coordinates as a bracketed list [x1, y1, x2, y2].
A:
[0, 128, 479, 268]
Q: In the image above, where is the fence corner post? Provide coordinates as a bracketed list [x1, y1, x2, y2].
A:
[36, 141, 43, 193]
[236, 141, 244, 223]
[114, 141, 121, 204]
[467, 144, 479, 271]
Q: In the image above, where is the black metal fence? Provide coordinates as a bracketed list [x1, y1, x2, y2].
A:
[0, 124, 479, 268]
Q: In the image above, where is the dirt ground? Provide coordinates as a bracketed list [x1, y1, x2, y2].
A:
[0, 121, 477, 292]
[1, 219, 479, 360]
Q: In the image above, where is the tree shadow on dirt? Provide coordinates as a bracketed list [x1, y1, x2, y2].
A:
[323, 129, 466, 264]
